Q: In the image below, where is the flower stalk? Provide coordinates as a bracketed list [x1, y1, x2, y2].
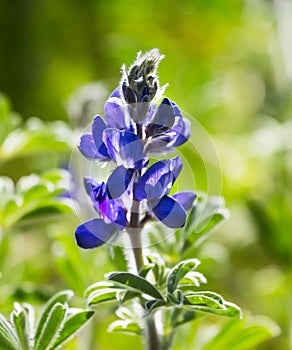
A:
[75, 49, 196, 350]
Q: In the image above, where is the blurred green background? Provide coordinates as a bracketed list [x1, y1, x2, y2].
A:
[1, 0, 292, 349]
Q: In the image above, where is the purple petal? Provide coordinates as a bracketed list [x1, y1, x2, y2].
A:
[144, 133, 176, 154]
[92, 115, 109, 157]
[104, 88, 129, 129]
[170, 156, 183, 180]
[84, 177, 101, 197]
[172, 191, 196, 211]
[172, 117, 191, 147]
[103, 199, 127, 227]
[171, 101, 183, 118]
[75, 218, 117, 249]
[83, 177, 127, 227]
[149, 195, 186, 228]
[107, 165, 134, 198]
[110, 87, 122, 98]
[147, 98, 175, 136]
[103, 128, 148, 169]
[136, 156, 182, 201]
[79, 134, 107, 160]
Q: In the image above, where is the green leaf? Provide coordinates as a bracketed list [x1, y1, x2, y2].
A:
[108, 320, 142, 335]
[209, 301, 242, 318]
[0, 94, 21, 144]
[183, 193, 229, 249]
[11, 303, 30, 350]
[184, 292, 225, 309]
[184, 292, 241, 318]
[34, 302, 67, 350]
[22, 304, 34, 349]
[34, 290, 73, 343]
[145, 299, 166, 313]
[84, 281, 116, 299]
[173, 310, 199, 328]
[202, 316, 280, 350]
[145, 254, 166, 287]
[119, 291, 140, 304]
[50, 309, 94, 349]
[87, 288, 121, 306]
[139, 264, 154, 279]
[167, 259, 200, 294]
[179, 271, 207, 289]
[167, 289, 184, 305]
[107, 272, 164, 300]
[0, 314, 18, 350]
[108, 245, 128, 271]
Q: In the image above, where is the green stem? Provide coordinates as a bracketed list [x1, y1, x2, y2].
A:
[126, 123, 161, 350]
[128, 194, 160, 350]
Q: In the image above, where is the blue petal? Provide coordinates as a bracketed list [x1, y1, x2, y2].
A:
[149, 195, 186, 228]
[147, 98, 175, 136]
[172, 191, 196, 211]
[75, 219, 117, 249]
[79, 134, 107, 160]
[83, 177, 127, 227]
[136, 156, 182, 201]
[170, 156, 183, 180]
[104, 88, 129, 129]
[110, 87, 122, 98]
[144, 133, 175, 154]
[103, 199, 127, 227]
[171, 101, 183, 118]
[84, 177, 101, 197]
[92, 116, 109, 157]
[172, 117, 191, 147]
[107, 165, 134, 198]
[103, 128, 148, 169]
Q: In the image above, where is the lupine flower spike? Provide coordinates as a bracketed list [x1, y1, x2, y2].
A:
[76, 49, 196, 249]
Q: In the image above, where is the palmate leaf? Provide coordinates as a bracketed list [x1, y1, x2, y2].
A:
[106, 272, 164, 300]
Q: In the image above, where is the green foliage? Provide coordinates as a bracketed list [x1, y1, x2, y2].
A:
[0, 94, 72, 164]
[181, 192, 230, 253]
[107, 272, 164, 300]
[0, 290, 94, 350]
[0, 170, 73, 231]
[86, 255, 241, 338]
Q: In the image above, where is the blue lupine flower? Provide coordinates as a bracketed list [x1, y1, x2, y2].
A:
[75, 178, 126, 248]
[136, 157, 196, 228]
[75, 49, 196, 249]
